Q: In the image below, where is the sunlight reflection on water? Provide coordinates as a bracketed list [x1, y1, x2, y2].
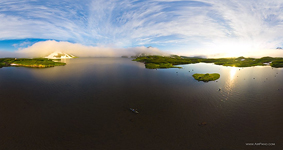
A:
[228, 67, 237, 88]
[223, 67, 238, 100]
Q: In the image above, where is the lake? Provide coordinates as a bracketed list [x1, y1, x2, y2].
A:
[0, 58, 282, 149]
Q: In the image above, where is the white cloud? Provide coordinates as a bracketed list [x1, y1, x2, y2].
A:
[9, 40, 168, 58]
[1, 0, 283, 57]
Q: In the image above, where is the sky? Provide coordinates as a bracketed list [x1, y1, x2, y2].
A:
[1, 0, 283, 58]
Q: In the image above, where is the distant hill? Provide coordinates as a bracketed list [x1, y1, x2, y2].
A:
[45, 51, 76, 59]
[180, 56, 205, 59]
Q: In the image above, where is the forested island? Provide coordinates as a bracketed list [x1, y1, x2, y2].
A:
[133, 55, 283, 69]
[192, 73, 220, 82]
[0, 58, 66, 68]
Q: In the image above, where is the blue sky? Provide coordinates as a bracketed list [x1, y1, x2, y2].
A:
[1, 0, 283, 57]
[0, 39, 60, 51]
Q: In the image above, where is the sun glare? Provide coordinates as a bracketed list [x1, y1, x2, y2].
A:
[207, 40, 261, 58]
[230, 67, 237, 81]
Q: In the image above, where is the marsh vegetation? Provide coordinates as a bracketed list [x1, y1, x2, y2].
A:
[0, 58, 66, 68]
[192, 73, 220, 82]
[133, 55, 283, 69]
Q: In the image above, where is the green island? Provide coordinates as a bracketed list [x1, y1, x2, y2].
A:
[133, 55, 283, 69]
[145, 63, 182, 69]
[192, 73, 220, 82]
[0, 58, 66, 69]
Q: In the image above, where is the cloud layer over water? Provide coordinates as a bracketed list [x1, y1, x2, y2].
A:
[0, 40, 167, 58]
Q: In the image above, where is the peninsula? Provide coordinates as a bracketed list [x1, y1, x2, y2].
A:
[0, 58, 66, 69]
[133, 55, 283, 69]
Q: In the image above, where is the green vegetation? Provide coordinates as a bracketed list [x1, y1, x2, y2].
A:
[145, 63, 181, 69]
[133, 55, 283, 69]
[133, 55, 199, 69]
[271, 59, 283, 68]
[201, 56, 277, 67]
[192, 73, 220, 82]
[0, 58, 66, 68]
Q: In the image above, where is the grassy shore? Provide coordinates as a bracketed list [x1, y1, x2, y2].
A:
[133, 56, 283, 69]
[0, 58, 66, 68]
[192, 73, 220, 82]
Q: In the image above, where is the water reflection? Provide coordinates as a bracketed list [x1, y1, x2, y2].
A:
[0, 58, 283, 150]
[28, 58, 145, 80]
[224, 67, 238, 100]
[230, 67, 237, 81]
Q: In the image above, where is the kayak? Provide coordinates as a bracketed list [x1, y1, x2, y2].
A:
[130, 108, 139, 114]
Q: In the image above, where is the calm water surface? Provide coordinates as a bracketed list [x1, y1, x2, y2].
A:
[0, 58, 282, 149]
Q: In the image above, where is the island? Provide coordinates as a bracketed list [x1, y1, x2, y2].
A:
[145, 63, 181, 69]
[133, 55, 283, 69]
[192, 73, 220, 82]
[133, 55, 198, 69]
[0, 58, 66, 69]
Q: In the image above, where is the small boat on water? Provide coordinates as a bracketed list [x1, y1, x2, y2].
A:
[130, 108, 139, 114]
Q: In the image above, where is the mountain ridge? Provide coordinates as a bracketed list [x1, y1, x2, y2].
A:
[45, 51, 76, 59]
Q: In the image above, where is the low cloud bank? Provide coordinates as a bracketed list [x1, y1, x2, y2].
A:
[1, 40, 283, 58]
[0, 40, 169, 58]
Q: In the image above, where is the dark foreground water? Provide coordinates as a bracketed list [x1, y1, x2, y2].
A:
[0, 58, 282, 150]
